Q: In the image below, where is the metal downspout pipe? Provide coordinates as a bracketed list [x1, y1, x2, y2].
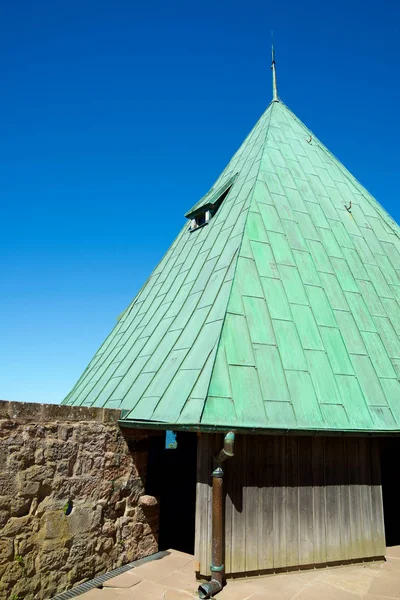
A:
[198, 432, 235, 599]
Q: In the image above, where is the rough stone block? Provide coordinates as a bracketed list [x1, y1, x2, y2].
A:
[35, 544, 69, 571]
[22, 464, 56, 483]
[10, 496, 33, 517]
[44, 440, 78, 463]
[68, 505, 102, 535]
[2, 514, 31, 537]
[18, 478, 41, 498]
[39, 510, 71, 540]
[0, 477, 16, 496]
[139, 494, 158, 507]
[0, 538, 13, 562]
[0, 509, 10, 524]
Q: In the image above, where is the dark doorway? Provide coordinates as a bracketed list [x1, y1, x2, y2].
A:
[381, 438, 400, 547]
[146, 431, 198, 555]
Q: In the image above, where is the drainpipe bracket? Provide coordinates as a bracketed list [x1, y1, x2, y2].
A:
[210, 564, 225, 573]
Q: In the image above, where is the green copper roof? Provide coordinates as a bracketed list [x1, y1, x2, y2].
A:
[63, 100, 400, 433]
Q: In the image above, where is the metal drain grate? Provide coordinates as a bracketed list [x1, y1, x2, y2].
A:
[51, 551, 170, 600]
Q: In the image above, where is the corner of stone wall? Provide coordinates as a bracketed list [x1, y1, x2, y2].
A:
[0, 400, 159, 600]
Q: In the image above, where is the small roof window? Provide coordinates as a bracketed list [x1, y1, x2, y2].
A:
[187, 178, 235, 232]
[189, 210, 211, 232]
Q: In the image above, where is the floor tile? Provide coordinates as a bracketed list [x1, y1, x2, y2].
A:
[177, 560, 197, 575]
[382, 559, 400, 572]
[165, 549, 195, 561]
[287, 570, 321, 583]
[363, 596, 400, 600]
[120, 580, 167, 599]
[374, 569, 400, 582]
[251, 573, 310, 598]
[386, 547, 400, 560]
[216, 581, 265, 600]
[79, 589, 126, 599]
[133, 555, 192, 582]
[157, 569, 197, 593]
[294, 581, 360, 599]
[163, 589, 197, 599]
[314, 565, 376, 595]
[367, 577, 400, 599]
[246, 593, 284, 600]
[103, 572, 142, 588]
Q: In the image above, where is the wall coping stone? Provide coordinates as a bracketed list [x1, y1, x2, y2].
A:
[0, 400, 122, 423]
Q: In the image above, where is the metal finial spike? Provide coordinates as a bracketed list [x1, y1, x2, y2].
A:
[271, 38, 279, 102]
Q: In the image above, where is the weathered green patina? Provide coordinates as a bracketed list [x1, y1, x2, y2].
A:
[63, 99, 400, 433]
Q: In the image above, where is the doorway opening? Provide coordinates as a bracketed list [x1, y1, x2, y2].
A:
[146, 431, 198, 555]
[381, 437, 400, 547]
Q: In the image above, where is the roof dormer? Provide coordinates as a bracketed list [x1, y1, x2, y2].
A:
[186, 174, 237, 232]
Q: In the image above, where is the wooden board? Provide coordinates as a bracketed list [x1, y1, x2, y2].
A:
[311, 436, 327, 565]
[195, 434, 386, 576]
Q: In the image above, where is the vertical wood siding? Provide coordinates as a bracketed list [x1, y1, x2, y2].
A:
[195, 434, 385, 576]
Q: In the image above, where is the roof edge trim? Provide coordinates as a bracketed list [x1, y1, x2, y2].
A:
[118, 419, 400, 437]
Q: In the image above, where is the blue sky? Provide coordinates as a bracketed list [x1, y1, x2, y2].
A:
[1, 0, 399, 404]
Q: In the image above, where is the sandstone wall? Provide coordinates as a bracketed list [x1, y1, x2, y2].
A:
[0, 401, 159, 600]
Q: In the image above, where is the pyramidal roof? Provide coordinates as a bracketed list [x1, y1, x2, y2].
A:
[63, 94, 400, 433]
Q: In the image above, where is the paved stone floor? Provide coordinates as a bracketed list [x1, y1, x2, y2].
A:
[80, 546, 400, 600]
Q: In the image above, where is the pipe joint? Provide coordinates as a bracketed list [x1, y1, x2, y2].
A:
[198, 579, 223, 599]
[214, 431, 235, 463]
[212, 466, 224, 478]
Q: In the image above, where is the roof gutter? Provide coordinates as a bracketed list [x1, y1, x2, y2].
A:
[118, 418, 400, 438]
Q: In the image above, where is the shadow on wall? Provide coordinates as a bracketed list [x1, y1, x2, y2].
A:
[144, 431, 198, 555]
[123, 431, 162, 542]
[198, 434, 384, 514]
[381, 438, 400, 547]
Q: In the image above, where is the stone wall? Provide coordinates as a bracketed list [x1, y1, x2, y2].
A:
[0, 401, 159, 600]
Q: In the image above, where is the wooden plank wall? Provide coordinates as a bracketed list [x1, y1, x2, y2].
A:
[195, 434, 386, 576]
